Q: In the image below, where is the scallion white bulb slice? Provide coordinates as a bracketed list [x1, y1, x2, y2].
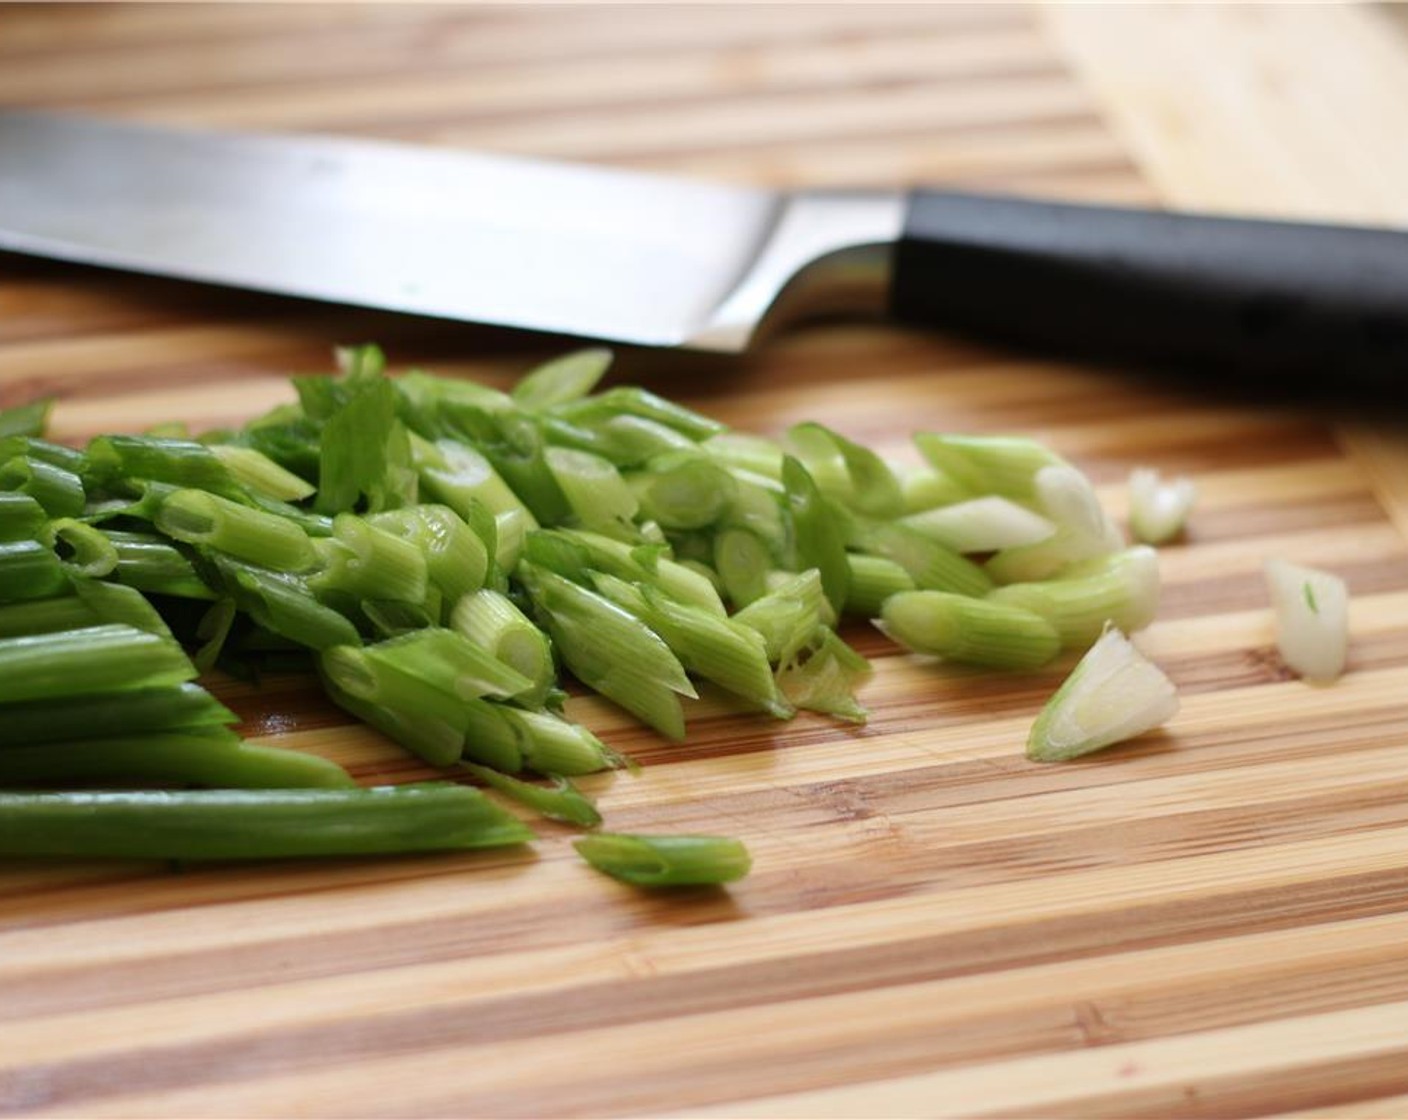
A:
[1026, 627, 1179, 762]
[1128, 467, 1197, 545]
[1264, 558, 1348, 683]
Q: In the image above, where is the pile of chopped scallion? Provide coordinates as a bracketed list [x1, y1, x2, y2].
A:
[0, 345, 1177, 882]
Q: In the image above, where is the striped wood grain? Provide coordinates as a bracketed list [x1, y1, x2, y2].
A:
[2, 4, 1408, 1117]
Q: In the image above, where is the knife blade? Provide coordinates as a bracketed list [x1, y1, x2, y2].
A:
[3, 109, 1408, 382]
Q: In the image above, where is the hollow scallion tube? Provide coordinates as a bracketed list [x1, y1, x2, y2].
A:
[555, 386, 724, 441]
[414, 436, 538, 525]
[913, 432, 1064, 501]
[844, 554, 916, 617]
[988, 545, 1160, 649]
[899, 497, 1055, 554]
[0, 595, 102, 638]
[103, 530, 216, 599]
[0, 682, 235, 745]
[0, 624, 195, 704]
[0, 456, 85, 518]
[370, 505, 489, 608]
[554, 528, 727, 617]
[450, 589, 554, 709]
[461, 762, 601, 827]
[505, 706, 615, 775]
[210, 443, 316, 501]
[574, 833, 751, 887]
[781, 456, 850, 616]
[157, 488, 317, 572]
[0, 492, 45, 542]
[577, 414, 697, 467]
[47, 518, 118, 578]
[861, 522, 993, 599]
[0, 728, 355, 790]
[86, 435, 239, 498]
[0, 540, 67, 602]
[629, 452, 737, 530]
[878, 590, 1060, 670]
[309, 514, 429, 604]
[511, 347, 612, 410]
[323, 675, 471, 768]
[545, 446, 639, 530]
[713, 527, 773, 609]
[1027, 627, 1179, 762]
[214, 558, 361, 651]
[70, 576, 176, 638]
[0, 784, 534, 859]
[0, 435, 85, 474]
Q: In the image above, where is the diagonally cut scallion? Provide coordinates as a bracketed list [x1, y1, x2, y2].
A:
[1265, 558, 1348, 683]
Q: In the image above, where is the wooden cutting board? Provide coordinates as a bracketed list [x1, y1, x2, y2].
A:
[5, 5, 1408, 1116]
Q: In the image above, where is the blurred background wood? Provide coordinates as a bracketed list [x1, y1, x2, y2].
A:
[4, 4, 1408, 1116]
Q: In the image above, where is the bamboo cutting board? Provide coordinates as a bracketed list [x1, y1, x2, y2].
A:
[5, 5, 1408, 1117]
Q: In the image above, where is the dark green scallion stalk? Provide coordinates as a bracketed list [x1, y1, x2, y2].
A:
[209, 444, 316, 501]
[0, 595, 101, 638]
[0, 624, 195, 704]
[782, 456, 850, 616]
[574, 833, 752, 887]
[0, 539, 67, 602]
[554, 386, 724, 441]
[0, 436, 86, 475]
[461, 762, 601, 827]
[0, 682, 235, 745]
[0, 784, 534, 860]
[0, 492, 46, 542]
[309, 514, 429, 604]
[322, 675, 471, 768]
[70, 576, 177, 638]
[48, 518, 118, 578]
[85, 435, 240, 499]
[0, 456, 85, 518]
[211, 557, 361, 651]
[102, 530, 217, 600]
[0, 397, 53, 439]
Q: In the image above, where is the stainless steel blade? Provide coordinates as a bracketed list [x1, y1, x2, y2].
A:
[0, 111, 903, 351]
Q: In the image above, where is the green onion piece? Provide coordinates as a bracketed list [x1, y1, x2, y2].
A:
[323, 675, 471, 768]
[628, 452, 737, 530]
[86, 435, 238, 498]
[0, 624, 195, 703]
[574, 833, 751, 887]
[397, 370, 515, 431]
[520, 563, 691, 740]
[461, 762, 601, 827]
[493, 509, 528, 574]
[511, 347, 613, 409]
[450, 589, 554, 709]
[361, 598, 436, 639]
[576, 414, 697, 467]
[145, 420, 191, 440]
[898, 465, 968, 513]
[782, 456, 850, 615]
[0, 784, 534, 860]
[310, 514, 429, 604]
[776, 627, 872, 722]
[157, 488, 317, 572]
[713, 527, 773, 608]
[555, 386, 724, 441]
[414, 436, 538, 525]
[0, 492, 46, 542]
[0, 728, 354, 790]
[0, 397, 53, 438]
[704, 431, 784, 479]
[315, 375, 417, 515]
[720, 470, 787, 553]
[504, 707, 615, 776]
[0, 595, 102, 638]
[0, 539, 67, 602]
[860, 522, 994, 598]
[545, 447, 639, 531]
[211, 444, 317, 501]
[733, 569, 827, 666]
[1027, 627, 1179, 762]
[554, 528, 727, 617]
[370, 504, 489, 608]
[878, 590, 1061, 670]
[457, 697, 527, 771]
[0, 456, 85, 518]
[214, 558, 361, 651]
[70, 576, 176, 639]
[788, 422, 903, 518]
[989, 545, 1161, 650]
[899, 496, 1055, 553]
[1265, 558, 1348, 682]
[1128, 467, 1197, 545]
[452, 411, 572, 525]
[0, 436, 87, 475]
[986, 527, 1114, 585]
[844, 554, 916, 617]
[193, 598, 239, 673]
[101, 529, 216, 599]
[48, 518, 118, 578]
[0, 683, 236, 746]
[913, 432, 1064, 501]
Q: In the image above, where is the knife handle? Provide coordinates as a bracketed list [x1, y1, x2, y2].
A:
[889, 190, 1408, 385]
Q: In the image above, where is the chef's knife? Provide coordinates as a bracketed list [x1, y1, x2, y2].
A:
[3, 109, 1407, 382]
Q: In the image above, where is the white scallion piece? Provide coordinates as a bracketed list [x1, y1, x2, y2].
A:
[899, 496, 1055, 553]
[1264, 558, 1348, 683]
[1026, 627, 1179, 762]
[1128, 467, 1197, 545]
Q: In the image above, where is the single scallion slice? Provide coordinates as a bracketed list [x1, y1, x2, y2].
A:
[414, 436, 538, 525]
[1027, 627, 1179, 762]
[503, 707, 615, 776]
[0, 492, 46, 542]
[309, 514, 429, 604]
[1128, 467, 1197, 545]
[733, 569, 827, 666]
[103, 530, 216, 600]
[1265, 558, 1348, 683]
[370, 504, 489, 607]
[879, 590, 1060, 670]
[554, 528, 727, 617]
[989, 545, 1161, 649]
[574, 832, 751, 887]
[511, 347, 613, 410]
[898, 465, 968, 513]
[788, 421, 903, 518]
[211, 444, 317, 501]
[0, 784, 534, 860]
[629, 452, 736, 530]
[48, 518, 119, 578]
[860, 522, 994, 599]
[86, 435, 239, 498]
[0, 683, 235, 745]
[0, 624, 195, 704]
[776, 627, 871, 722]
[210, 557, 360, 651]
[899, 496, 1055, 554]
[322, 674, 471, 769]
[157, 488, 317, 572]
[843, 554, 916, 617]
[782, 456, 850, 615]
[545, 446, 639, 531]
[461, 762, 602, 827]
[0, 539, 67, 602]
[914, 432, 1063, 501]
[0, 456, 85, 518]
[713, 527, 773, 609]
[450, 588, 554, 708]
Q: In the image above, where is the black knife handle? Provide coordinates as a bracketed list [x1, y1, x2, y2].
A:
[890, 190, 1408, 384]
